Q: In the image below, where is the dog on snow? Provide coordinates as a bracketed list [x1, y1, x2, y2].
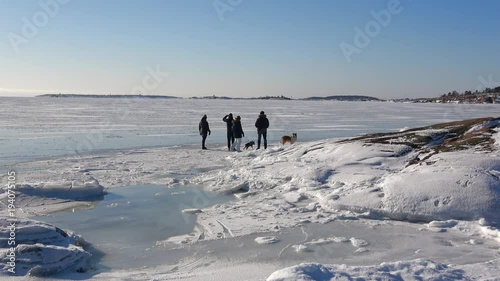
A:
[280, 133, 297, 146]
[244, 140, 255, 150]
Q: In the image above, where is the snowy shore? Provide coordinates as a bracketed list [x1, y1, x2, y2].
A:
[1, 117, 500, 280]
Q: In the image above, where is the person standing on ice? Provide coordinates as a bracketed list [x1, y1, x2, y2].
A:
[199, 115, 211, 150]
[222, 113, 235, 151]
[230, 116, 244, 152]
[255, 111, 269, 149]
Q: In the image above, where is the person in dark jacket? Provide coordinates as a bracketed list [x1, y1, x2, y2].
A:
[230, 116, 244, 152]
[198, 115, 211, 150]
[255, 111, 269, 149]
[222, 113, 234, 151]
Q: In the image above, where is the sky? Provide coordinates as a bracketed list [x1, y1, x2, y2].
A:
[0, 0, 499, 99]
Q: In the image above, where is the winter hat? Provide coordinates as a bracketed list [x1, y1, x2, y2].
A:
[260, 111, 265, 115]
[236, 116, 241, 120]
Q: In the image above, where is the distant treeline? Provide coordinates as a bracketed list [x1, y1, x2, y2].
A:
[440, 86, 500, 98]
[38, 94, 179, 99]
[189, 95, 293, 100]
[303, 95, 383, 101]
[413, 86, 500, 104]
[37, 94, 383, 102]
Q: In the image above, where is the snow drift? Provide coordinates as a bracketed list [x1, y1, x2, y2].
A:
[267, 259, 470, 281]
[184, 118, 500, 245]
[0, 218, 93, 276]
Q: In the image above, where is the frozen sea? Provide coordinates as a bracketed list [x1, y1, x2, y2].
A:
[1, 96, 499, 166]
[1, 97, 500, 280]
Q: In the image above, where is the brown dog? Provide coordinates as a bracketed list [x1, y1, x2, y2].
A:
[280, 133, 297, 145]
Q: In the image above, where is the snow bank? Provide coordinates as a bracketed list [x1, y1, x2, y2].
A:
[14, 177, 104, 200]
[266, 259, 467, 281]
[188, 119, 500, 238]
[0, 218, 92, 276]
[465, 118, 500, 135]
[380, 152, 500, 222]
[181, 138, 499, 244]
[0, 177, 104, 217]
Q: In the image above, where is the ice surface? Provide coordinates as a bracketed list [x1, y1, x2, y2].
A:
[1, 97, 499, 166]
[1, 98, 500, 280]
[32, 185, 233, 270]
[15, 177, 104, 200]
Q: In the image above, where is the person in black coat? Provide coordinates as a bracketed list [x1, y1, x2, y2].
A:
[255, 111, 269, 149]
[230, 116, 244, 152]
[198, 115, 211, 149]
[222, 113, 234, 151]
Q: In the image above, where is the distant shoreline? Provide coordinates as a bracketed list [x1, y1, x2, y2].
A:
[36, 93, 384, 102]
[37, 94, 180, 99]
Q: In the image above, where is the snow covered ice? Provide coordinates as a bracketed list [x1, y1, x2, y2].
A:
[1, 98, 500, 280]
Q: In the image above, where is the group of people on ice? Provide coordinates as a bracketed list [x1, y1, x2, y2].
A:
[198, 111, 269, 151]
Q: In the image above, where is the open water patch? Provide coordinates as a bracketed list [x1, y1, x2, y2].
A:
[36, 184, 234, 270]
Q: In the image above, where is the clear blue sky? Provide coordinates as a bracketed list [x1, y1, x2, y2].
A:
[1, 0, 499, 99]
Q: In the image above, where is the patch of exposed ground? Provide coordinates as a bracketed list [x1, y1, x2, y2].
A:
[339, 117, 500, 166]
